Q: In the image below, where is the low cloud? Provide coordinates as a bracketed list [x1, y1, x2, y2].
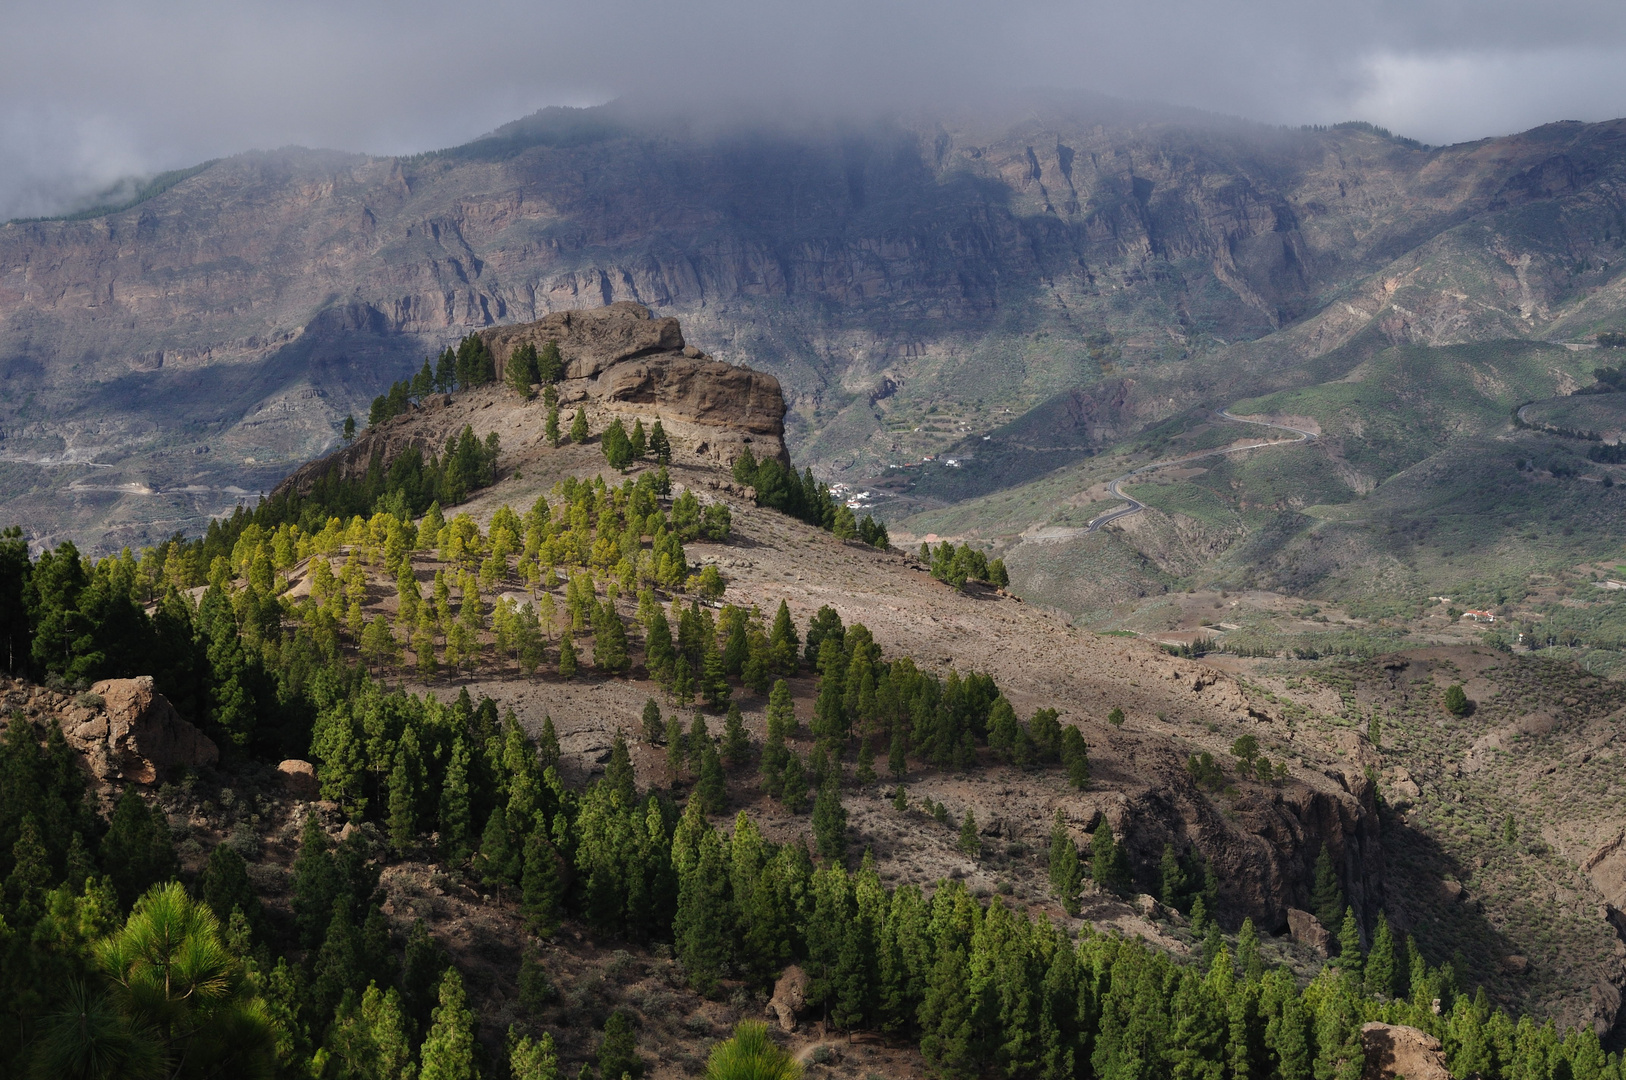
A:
[4, 0, 1626, 218]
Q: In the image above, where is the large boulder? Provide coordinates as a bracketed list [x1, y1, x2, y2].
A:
[59, 677, 218, 784]
[1360, 1022, 1451, 1080]
[765, 965, 809, 1032]
[483, 301, 686, 381]
[1287, 908, 1333, 956]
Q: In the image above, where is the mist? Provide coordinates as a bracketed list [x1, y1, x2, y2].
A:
[5, 0, 1626, 220]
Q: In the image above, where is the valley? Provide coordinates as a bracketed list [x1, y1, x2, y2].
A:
[3, 90, 1626, 1080]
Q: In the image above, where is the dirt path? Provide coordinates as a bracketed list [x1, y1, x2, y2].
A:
[1085, 410, 1316, 532]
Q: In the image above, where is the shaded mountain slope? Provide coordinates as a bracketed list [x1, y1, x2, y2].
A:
[10, 102, 1626, 549]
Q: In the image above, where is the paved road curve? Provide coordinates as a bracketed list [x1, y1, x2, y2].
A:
[1085, 411, 1316, 533]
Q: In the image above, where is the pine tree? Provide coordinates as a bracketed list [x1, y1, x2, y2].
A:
[598, 1010, 648, 1080]
[675, 828, 730, 994]
[721, 703, 750, 766]
[1311, 843, 1344, 931]
[957, 808, 980, 857]
[696, 743, 728, 814]
[479, 805, 516, 888]
[682, 712, 708, 777]
[769, 600, 799, 675]
[812, 778, 847, 861]
[1159, 843, 1188, 912]
[387, 746, 418, 853]
[509, 1027, 560, 1080]
[3, 815, 49, 924]
[1237, 917, 1264, 981]
[1090, 817, 1131, 894]
[1060, 725, 1090, 789]
[648, 420, 671, 465]
[538, 713, 561, 772]
[1337, 907, 1363, 974]
[1366, 910, 1398, 997]
[781, 752, 808, 813]
[419, 968, 477, 1080]
[521, 831, 564, 937]
[592, 601, 630, 674]
[673, 653, 694, 706]
[100, 789, 179, 910]
[605, 731, 637, 806]
[558, 631, 577, 678]
[1048, 811, 1081, 916]
[856, 735, 876, 784]
[666, 717, 687, 785]
[765, 678, 795, 739]
[570, 408, 589, 444]
[812, 636, 847, 743]
[546, 405, 561, 448]
[701, 629, 731, 710]
[888, 726, 907, 779]
[919, 943, 975, 1077]
[440, 738, 473, 864]
[642, 698, 664, 744]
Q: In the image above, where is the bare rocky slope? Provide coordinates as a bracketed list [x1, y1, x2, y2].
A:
[9, 99, 1626, 549]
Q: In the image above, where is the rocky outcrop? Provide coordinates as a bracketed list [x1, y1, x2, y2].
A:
[486, 302, 788, 467]
[483, 303, 685, 382]
[0, 675, 217, 784]
[765, 964, 809, 1032]
[272, 302, 788, 500]
[1360, 1022, 1452, 1080]
[278, 759, 320, 800]
[1106, 737, 1384, 934]
[1287, 908, 1332, 955]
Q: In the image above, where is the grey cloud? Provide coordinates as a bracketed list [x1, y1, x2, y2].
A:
[4, 0, 1626, 218]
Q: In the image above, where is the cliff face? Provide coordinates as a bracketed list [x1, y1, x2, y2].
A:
[6, 104, 1626, 549]
[272, 302, 787, 498]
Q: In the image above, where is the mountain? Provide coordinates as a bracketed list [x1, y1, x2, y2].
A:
[8, 99, 1626, 554]
[4, 302, 1626, 1076]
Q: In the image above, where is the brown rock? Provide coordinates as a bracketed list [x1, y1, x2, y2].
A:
[278, 759, 320, 800]
[1287, 908, 1332, 956]
[483, 302, 685, 382]
[766, 964, 809, 1032]
[57, 677, 218, 783]
[273, 303, 790, 502]
[1360, 1022, 1451, 1080]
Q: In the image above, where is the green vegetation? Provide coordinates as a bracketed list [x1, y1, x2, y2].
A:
[731, 448, 888, 549]
[9, 160, 218, 224]
[704, 1020, 800, 1080]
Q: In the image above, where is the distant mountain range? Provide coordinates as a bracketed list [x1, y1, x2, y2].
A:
[4, 98, 1626, 550]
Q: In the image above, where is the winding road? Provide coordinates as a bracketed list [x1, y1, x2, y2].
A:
[1085, 411, 1317, 533]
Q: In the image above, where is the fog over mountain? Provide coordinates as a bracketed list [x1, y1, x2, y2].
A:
[7, 0, 1626, 219]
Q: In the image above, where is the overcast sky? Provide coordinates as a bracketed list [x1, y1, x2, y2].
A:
[5, 0, 1626, 220]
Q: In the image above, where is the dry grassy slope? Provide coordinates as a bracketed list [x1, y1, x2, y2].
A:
[343, 414, 1387, 941]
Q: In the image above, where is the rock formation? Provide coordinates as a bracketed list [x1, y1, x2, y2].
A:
[2, 675, 217, 784]
[766, 964, 808, 1032]
[1359, 1022, 1452, 1080]
[1287, 908, 1332, 955]
[482, 301, 788, 467]
[273, 302, 786, 500]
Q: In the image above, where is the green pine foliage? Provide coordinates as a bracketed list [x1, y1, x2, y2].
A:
[1048, 811, 1082, 916]
[1089, 818, 1132, 894]
[812, 779, 847, 861]
[1312, 844, 1346, 931]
